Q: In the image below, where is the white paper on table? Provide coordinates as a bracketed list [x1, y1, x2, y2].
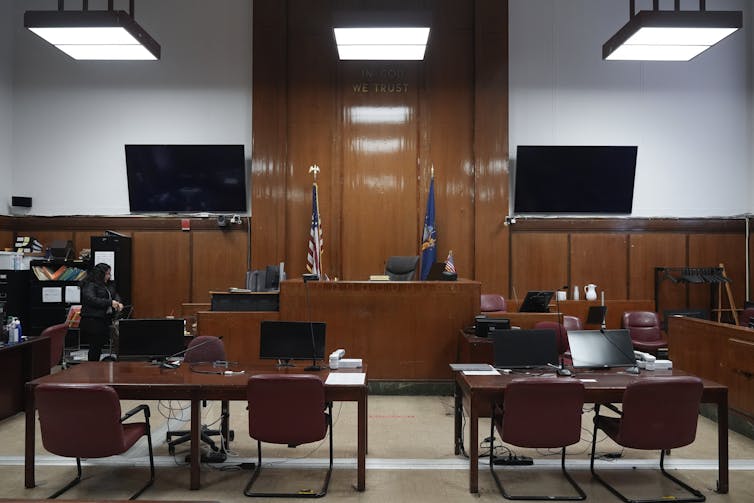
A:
[326, 372, 366, 385]
[65, 285, 81, 303]
[463, 370, 501, 376]
[42, 287, 63, 303]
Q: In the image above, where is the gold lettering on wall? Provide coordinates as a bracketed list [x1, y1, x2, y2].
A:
[351, 67, 409, 94]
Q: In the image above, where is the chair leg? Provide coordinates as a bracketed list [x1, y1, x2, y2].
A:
[244, 407, 334, 499]
[658, 450, 706, 502]
[591, 409, 705, 503]
[129, 420, 155, 500]
[48, 457, 83, 499]
[490, 412, 585, 500]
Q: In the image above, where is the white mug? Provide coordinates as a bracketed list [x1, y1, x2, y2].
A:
[556, 290, 567, 302]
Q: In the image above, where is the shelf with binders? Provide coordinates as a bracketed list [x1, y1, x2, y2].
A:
[28, 259, 89, 338]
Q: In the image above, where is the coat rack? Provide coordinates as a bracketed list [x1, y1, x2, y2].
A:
[654, 264, 738, 325]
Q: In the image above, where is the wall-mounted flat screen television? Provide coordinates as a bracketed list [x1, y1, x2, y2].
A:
[125, 144, 247, 213]
[513, 145, 638, 214]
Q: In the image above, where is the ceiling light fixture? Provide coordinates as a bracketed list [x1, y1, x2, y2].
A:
[25, 0, 160, 60]
[603, 0, 741, 61]
[333, 12, 430, 61]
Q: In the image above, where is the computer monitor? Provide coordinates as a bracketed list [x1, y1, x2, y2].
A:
[117, 318, 185, 361]
[474, 316, 511, 338]
[662, 309, 708, 331]
[491, 328, 559, 369]
[567, 329, 636, 369]
[586, 305, 608, 325]
[259, 320, 326, 367]
[518, 291, 554, 313]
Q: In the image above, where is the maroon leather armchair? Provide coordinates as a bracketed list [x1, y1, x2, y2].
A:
[534, 321, 570, 355]
[562, 315, 582, 331]
[622, 311, 667, 355]
[739, 307, 754, 327]
[39, 322, 68, 369]
[35, 383, 154, 499]
[245, 374, 333, 498]
[490, 379, 586, 500]
[590, 376, 705, 503]
[167, 335, 231, 456]
[481, 294, 507, 315]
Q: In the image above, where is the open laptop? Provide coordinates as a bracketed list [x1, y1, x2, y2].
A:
[491, 328, 559, 369]
[567, 329, 636, 369]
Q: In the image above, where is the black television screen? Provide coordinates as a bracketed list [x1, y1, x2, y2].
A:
[117, 318, 185, 361]
[125, 144, 247, 213]
[259, 321, 326, 366]
[513, 145, 638, 214]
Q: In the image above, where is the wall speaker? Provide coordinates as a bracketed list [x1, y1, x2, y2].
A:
[11, 196, 32, 208]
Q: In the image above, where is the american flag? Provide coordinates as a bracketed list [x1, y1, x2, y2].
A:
[444, 250, 456, 274]
[307, 182, 323, 277]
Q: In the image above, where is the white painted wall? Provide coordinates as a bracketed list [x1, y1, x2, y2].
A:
[9, 0, 252, 216]
[509, 0, 752, 217]
[0, 1, 13, 214]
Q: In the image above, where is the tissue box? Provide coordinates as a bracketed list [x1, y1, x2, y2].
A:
[653, 359, 673, 370]
[338, 358, 362, 368]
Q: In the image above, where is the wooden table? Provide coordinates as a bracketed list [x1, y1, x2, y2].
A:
[25, 362, 367, 491]
[0, 337, 50, 420]
[453, 369, 729, 494]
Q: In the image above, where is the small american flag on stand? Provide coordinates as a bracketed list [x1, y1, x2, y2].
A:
[306, 165, 323, 277]
[444, 250, 456, 274]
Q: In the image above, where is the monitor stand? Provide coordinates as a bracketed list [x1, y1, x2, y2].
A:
[305, 359, 323, 371]
[276, 359, 295, 368]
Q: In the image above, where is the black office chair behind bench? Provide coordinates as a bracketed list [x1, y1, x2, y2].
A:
[166, 336, 234, 458]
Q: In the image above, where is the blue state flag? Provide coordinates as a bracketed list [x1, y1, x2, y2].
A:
[419, 176, 436, 280]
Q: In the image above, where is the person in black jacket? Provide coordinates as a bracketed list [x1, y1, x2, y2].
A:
[80, 262, 123, 361]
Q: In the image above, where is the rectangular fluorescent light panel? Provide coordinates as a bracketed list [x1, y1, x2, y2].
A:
[334, 27, 429, 60]
[603, 11, 741, 61]
[25, 11, 160, 60]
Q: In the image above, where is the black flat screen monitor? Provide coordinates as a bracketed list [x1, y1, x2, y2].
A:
[125, 144, 247, 213]
[519, 291, 554, 313]
[259, 321, 326, 366]
[474, 316, 511, 338]
[491, 328, 559, 369]
[513, 145, 637, 214]
[567, 329, 636, 369]
[117, 318, 185, 361]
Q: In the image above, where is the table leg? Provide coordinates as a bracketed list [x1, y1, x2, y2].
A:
[454, 381, 462, 455]
[24, 384, 36, 488]
[468, 393, 478, 493]
[716, 392, 729, 493]
[221, 399, 230, 451]
[190, 395, 201, 490]
[356, 388, 366, 491]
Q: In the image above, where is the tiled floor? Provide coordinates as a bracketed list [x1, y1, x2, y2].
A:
[1, 394, 753, 501]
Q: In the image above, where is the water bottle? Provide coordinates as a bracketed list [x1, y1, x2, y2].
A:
[9, 318, 19, 343]
[16, 318, 22, 341]
[12, 253, 21, 270]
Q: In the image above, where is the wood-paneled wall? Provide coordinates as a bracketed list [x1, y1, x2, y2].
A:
[0, 216, 250, 319]
[251, 0, 509, 290]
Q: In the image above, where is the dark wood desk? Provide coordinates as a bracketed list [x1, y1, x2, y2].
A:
[453, 369, 728, 494]
[0, 337, 50, 420]
[25, 362, 367, 492]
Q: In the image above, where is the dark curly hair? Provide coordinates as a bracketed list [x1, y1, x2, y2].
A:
[81, 262, 111, 285]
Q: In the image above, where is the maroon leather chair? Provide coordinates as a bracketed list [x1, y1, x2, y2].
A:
[39, 322, 68, 369]
[481, 294, 507, 315]
[622, 311, 667, 355]
[245, 374, 333, 498]
[167, 336, 230, 455]
[490, 379, 586, 500]
[562, 315, 582, 331]
[590, 376, 705, 503]
[35, 383, 154, 499]
[534, 321, 570, 355]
